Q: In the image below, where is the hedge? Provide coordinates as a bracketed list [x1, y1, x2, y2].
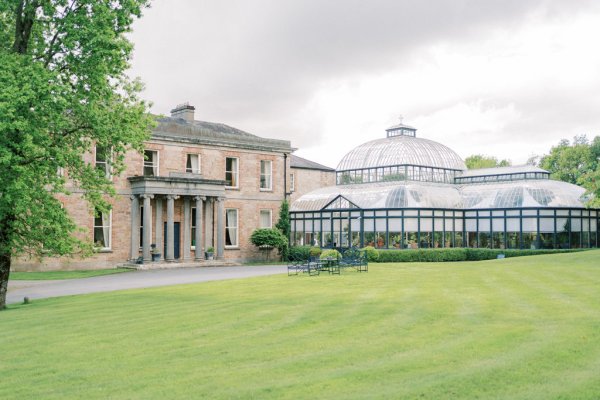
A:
[375, 248, 584, 263]
[288, 245, 312, 261]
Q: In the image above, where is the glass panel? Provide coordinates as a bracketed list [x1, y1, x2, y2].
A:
[225, 209, 238, 246]
[539, 218, 554, 233]
[225, 157, 238, 187]
[389, 218, 402, 231]
[492, 218, 504, 231]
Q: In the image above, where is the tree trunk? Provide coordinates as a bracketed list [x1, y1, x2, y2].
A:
[0, 215, 14, 310]
[0, 250, 10, 310]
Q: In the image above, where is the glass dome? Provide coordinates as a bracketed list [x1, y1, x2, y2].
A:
[337, 135, 467, 172]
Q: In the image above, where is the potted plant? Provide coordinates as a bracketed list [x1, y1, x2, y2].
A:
[205, 246, 215, 260]
[151, 244, 161, 262]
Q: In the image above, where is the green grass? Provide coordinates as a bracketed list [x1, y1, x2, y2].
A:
[1, 250, 600, 399]
[9, 268, 131, 280]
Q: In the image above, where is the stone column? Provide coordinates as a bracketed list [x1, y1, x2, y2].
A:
[204, 198, 214, 250]
[155, 196, 163, 261]
[165, 194, 179, 262]
[194, 196, 205, 261]
[216, 197, 225, 259]
[183, 197, 191, 261]
[130, 195, 140, 262]
[141, 194, 154, 263]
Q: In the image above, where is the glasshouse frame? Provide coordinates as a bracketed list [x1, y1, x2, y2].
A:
[290, 206, 600, 250]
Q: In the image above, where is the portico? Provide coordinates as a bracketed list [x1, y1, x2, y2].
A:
[128, 174, 227, 263]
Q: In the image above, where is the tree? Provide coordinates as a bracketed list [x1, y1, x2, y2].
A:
[464, 154, 511, 169]
[250, 228, 287, 261]
[539, 135, 600, 207]
[0, 0, 153, 309]
[275, 199, 291, 238]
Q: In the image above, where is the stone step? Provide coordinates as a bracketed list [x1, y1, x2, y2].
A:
[119, 259, 240, 270]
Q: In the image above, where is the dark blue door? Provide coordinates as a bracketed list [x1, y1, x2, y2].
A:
[164, 222, 181, 259]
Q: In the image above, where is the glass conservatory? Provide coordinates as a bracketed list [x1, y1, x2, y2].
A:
[290, 124, 599, 250]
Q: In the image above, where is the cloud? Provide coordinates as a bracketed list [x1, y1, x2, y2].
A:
[129, 0, 600, 167]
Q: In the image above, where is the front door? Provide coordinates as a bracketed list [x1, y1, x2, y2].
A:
[164, 222, 181, 259]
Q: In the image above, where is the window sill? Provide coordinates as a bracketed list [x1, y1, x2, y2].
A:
[260, 188, 273, 192]
[225, 247, 240, 251]
[94, 249, 113, 253]
[225, 187, 239, 190]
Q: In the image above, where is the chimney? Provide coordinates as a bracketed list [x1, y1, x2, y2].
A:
[170, 102, 195, 122]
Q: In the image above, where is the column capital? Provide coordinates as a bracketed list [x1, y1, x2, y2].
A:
[140, 194, 154, 200]
[194, 196, 206, 202]
[216, 197, 225, 202]
[166, 194, 180, 201]
[130, 194, 138, 201]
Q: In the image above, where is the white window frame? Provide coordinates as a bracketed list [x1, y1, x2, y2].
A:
[225, 208, 239, 247]
[260, 160, 272, 191]
[95, 145, 112, 179]
[259, 209, 272, 228]
[290, 172, 295, 192]
[93, 208, 112, 250]
[225, 157, 239, 188]
[143, 149, 159, 176]
[186, 153, 201, 174]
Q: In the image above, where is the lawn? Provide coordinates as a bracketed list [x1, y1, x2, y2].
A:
[9, 268, 131, 280]
[1, 250, 599, 399]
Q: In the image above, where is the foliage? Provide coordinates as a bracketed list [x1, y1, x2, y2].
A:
[287, 245, 311, 262]
[2, 251, 600, 398]
[374, 248, 582, 262]
[464, 154, 511, 169]
[309, 246, 322, 257]
[360, 246, 379, 262]
[250, 229, 287, 249]
[206, 247, 215, 254]
[319, 249, 341, 260]
[539, 135, 600, 207]
[274, 200, 290, 259]
[0, 0, 154, 309]
[275, 200, 290, 238]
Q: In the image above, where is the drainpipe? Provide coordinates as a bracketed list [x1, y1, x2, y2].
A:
[283, 153, 288, 200]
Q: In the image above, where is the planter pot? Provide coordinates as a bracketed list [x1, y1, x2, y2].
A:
[151, 253, 161, 262]
[205, 252, 214, 260]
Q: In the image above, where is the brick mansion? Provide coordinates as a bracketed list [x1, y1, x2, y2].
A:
[14, 104, 334, 270]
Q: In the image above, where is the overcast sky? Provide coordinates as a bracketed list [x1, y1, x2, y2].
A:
[128, 0, 600, 169]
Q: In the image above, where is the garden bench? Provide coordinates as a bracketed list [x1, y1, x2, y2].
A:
[339, 248, 368, 272]
[287, 256, 320, 276]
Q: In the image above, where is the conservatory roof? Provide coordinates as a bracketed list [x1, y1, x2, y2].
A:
[460, 180, 586, 209]
[290, 181, 462, 212]
[336, 135, 467, 172]
[291, 179, 586, 212]
[459, 165, 549, 178]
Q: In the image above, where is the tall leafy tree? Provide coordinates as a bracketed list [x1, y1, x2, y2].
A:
[539, 135, 600, 207]
[0, 0, 153, 309]
[464, 154, 511, 169]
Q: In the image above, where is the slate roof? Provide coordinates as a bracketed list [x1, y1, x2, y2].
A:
[152, 116, 293, 153]
[290, 154, 335, 171]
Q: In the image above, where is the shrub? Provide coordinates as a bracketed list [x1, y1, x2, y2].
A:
[320, 249, 341, 260]
[250, 228, 288, 259]
[309, 246, 322, 257]
[373, 248, 583, 262]
[288, 245, 311, 261]
[361, 246, 379, 262]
